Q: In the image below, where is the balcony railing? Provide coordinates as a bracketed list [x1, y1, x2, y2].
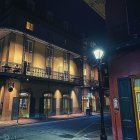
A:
[0, 61, 82, 85]
[0, 61, 23, 74]
[83, 76, 109, 89]
[84, 76, 99, 87]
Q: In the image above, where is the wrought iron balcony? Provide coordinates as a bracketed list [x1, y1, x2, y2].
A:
[83, 75, 99, 87]
[0, 61, 23, 74]
[0, 61, 82, 85]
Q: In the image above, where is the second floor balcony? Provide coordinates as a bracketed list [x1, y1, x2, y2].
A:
[83, 75, 99, 87]
[0, 61, 82, 85]
[83, 76, 109, 89]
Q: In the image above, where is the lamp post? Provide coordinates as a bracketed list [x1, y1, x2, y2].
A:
[93, 48, 107, 140]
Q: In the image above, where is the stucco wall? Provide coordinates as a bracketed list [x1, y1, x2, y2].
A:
[108, 49, 140, 140]
[33, 41, 45, 68]
[14, 34, 23, 64]
[53, 49, 63, 72]
[2, 33, 79, 76]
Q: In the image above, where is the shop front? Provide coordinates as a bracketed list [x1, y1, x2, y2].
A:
[0, 78, 81, 121]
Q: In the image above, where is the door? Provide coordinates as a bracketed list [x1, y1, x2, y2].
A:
[29, 97, 35, 118]
[44, 97, 52, 115]
[11, 97, 20, 120]
[39, 97, 44, 117]
[118, 77, 137, 140]
[63, 98, 69, 114]
[19, 93, 30, 118]
[52, 98, 56, 115]
[82, 97, 88, 112]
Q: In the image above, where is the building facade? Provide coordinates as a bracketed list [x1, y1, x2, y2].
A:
[106, 0, 140, 139]
[0, 30, 83, 120]
[81, 55, 110, 114]
[0, 0, 85, 120]
[0, 0, 110, 121]
[108, 47, 140, 140]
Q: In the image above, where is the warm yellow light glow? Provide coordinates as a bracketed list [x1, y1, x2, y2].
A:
[84, 68, 86, 76]
[71, 90, 78, 108]
[26, 21, 34, 31]
[93, 48, 104, 60]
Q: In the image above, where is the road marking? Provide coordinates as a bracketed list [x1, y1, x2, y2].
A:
[73, 122, 95, 138]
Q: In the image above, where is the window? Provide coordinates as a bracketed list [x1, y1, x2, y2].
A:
[63, 52, 69, 72]
[24, 39, 33, 64]
[24, 40, 33, 53]
[26, 21, 34, 31]
[46, 46, 53, 58]
[46, 45, 53, 67]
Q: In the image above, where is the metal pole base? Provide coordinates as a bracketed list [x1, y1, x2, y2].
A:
[100, 134, 107, 140]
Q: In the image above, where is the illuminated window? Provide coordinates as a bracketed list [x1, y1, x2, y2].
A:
[26, 21, 34, 31]
[24, 39, 33, 65]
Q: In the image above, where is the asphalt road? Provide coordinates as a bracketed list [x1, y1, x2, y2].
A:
[0, 114, 112, 140]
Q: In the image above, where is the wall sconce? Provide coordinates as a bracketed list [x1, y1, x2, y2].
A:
[8, 82, 14, 92]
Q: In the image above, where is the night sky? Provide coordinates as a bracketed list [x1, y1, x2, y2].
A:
[35, 0, 108, 44]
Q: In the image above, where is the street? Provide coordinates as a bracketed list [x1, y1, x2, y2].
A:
[0, 114, 112, 140]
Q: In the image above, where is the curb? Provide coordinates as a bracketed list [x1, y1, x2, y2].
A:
[0, 115, 87, 128]
[0, 113, 110, 128]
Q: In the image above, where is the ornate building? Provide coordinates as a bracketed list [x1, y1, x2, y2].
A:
[0, 0, 84, 120]
[0, 0, 110, 121]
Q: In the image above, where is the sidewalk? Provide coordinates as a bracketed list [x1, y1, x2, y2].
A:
[0, 113, 87, 127]
[0, 112, 110, 127]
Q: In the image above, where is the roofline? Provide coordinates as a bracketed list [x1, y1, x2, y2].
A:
[0, 28, 81, 58]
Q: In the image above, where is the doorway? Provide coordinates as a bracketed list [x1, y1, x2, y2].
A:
[63, 97, 69, 114]
[82, 96, 97, 113]
[118, 78, 137, 140]
[44, 93, 52, 115]
[19, 92, 30, 118]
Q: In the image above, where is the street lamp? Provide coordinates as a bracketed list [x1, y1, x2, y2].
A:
[93, 48, 107, 140]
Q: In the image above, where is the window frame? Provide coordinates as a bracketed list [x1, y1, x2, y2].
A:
[26, 21, 34, 31]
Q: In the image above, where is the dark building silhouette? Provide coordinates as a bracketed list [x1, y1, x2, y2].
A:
[105, 0, 140, 139]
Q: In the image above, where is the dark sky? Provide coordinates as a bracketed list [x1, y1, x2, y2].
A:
[36, 0, 108, 44]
